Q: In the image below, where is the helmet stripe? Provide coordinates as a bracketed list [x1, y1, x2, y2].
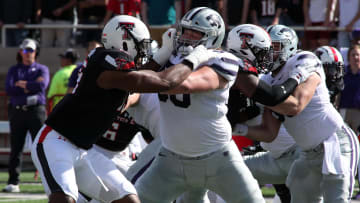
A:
[187, 7, 206, 21]
[329, 46, 339, 62]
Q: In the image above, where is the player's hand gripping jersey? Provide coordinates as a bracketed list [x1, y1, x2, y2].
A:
[159, 50, 240, 157]
[45, 47, 135, 149]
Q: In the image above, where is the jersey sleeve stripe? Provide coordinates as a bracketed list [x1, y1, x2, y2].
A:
[209, 63, 238, 77]
[220, 57, 241, 66]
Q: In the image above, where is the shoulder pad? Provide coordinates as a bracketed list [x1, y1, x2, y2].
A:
[293, 51, 322, 70]
[101, 49, 135, 71]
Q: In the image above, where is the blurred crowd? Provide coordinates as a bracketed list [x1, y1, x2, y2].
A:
[0, 0, 359, 50]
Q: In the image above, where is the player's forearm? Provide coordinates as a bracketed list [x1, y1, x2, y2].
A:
[140, 59, 161, 71]
[252, 79, 298, 107]
[247, 109, 280, 142]
[97, 62, 192, 92]
[164, 66, 224, 94]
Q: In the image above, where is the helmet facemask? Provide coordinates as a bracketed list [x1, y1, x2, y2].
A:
[272, 40, 293, 71]
[123, 26, 152, 67]
[174, 25, 207, 56]
[323, 62, 344, 89]
[248, 42, 274, 73]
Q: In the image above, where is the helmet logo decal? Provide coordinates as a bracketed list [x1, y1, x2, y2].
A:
[206, 14, 222, 28]
[116, 22, 135, 40]
[280, 28, 296, 39]
[237, 32, 254, 49]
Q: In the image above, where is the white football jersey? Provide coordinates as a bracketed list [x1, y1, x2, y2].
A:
[261, 51, 344, 150]
[127, 93, 160, 139]
[159, 50, 239, 157]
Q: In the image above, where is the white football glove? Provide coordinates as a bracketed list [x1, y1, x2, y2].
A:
[183, 45, 217, 69]
[152, 28, 176, 66]
[289, 65, 317, 84]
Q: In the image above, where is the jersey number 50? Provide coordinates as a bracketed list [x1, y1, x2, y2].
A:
[158, 93, 191, 108]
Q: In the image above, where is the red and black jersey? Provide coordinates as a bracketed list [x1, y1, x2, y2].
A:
[95, 111, 153, 152]
[45, 47, 132, 149]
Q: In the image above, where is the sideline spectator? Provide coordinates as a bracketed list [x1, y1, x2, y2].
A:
[250, 0, 286, 27]
[140, 0, 182, 27]
[337, 0, 360, 48]
[279, 0, 305, 48]
[67, 41, 102, 93]
[101, 0, 141, 26]
[303, 0, 336, 50]
[0, 0, 33, 47]
[77, 0, 107, 47]
[47, 48, 79, 111]
[140, 0, 182, 45]
[185, 0, 226, 27]
[226, 0, 249, 25]
[3, 38, 49, 192]
[339, 43, 360, 135]
[35, 0, 76, 47]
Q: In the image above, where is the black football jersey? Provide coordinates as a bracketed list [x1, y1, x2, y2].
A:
[45, 47, 132, 149]
[95, 111, 153, 151]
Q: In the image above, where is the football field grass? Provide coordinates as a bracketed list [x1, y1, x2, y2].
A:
[0, 171, 359, 203]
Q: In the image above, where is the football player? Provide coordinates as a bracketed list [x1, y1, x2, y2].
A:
[31, 15, 217, 203]
[240, 24, 359, 203]
[134, 7, 266, 203]
[314, 45, 345, 107]
[227, 24, 311, 112]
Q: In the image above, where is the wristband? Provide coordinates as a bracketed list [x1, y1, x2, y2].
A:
[181, 59, 194, 70]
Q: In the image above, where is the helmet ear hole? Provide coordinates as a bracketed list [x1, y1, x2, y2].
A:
[123, 42, 128, 51]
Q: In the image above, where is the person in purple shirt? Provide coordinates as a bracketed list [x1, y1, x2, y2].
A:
[3, 38, 49, 193]
[339, 43, 360, 135]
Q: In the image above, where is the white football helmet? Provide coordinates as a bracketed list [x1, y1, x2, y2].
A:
[314, 46, 344, 95]
[175, 7, 225, 56]
[226, 24, 273, 73]
[102, 15, 152, 66]
[266, 24, 298, 71]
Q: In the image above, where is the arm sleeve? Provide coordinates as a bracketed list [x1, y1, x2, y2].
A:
[26, 65, 50, 94]
[68, 66, 81, 88]
[251, 78, 298, 106]
[208, 52, 241, 82]
[5, 67, 24, 96]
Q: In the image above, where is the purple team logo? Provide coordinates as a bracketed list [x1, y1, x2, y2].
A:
[116, 22, 135, 40]
[206, 14, 222, 28]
